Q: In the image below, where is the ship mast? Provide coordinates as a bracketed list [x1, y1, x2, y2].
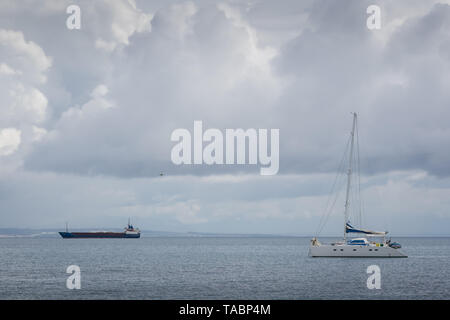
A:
[344, 113, 357, 241]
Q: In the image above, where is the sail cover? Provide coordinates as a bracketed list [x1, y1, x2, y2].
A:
[345, 222, 387, 236]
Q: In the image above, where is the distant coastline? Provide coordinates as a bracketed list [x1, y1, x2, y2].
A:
[0, 228, 293, 238]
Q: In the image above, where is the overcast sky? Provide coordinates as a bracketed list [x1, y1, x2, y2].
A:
[1, 0, 450, 235]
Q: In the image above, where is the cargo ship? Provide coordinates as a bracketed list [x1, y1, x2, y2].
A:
[59, 220, 140, 239]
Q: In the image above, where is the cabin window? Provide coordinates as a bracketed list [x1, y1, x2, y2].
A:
[353, 249, 356, 251]
[340, 249, 343, 251]
[375, 249, 378, 251]
[333, 249, 336, 251]
[369, 249, 372, 251]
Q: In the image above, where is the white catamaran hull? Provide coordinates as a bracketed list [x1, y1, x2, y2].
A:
[309, 245, 407, 258]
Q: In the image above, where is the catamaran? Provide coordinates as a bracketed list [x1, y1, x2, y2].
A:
[309, 113, 407, 257]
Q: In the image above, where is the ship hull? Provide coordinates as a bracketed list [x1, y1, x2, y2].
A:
[59, 232, 140, 239]
[309, 244, 407, 258]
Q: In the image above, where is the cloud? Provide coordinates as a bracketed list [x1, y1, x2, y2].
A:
[0, 63, 21, 75]
[0, 29, 51, 83]
[0, 128, 21, 156]
[24, 1, 282, 176]
[272, 0, 450, 176]
[94, 0, 153, 52]
[1, 0, 450, 234]
[31, 126, 47, 142]
[16, 0, 450, 180]
[2, 169, 450, 235]
[0, 29, 51, 125]
[0, 28, 51, 171]
[9, 85, 48, 123]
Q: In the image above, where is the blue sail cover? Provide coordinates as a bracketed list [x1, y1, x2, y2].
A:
[345, 222, 387, 235]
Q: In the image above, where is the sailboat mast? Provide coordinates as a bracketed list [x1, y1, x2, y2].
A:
[344, 113, 357, 241]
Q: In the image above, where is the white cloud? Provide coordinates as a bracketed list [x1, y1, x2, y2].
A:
[9, 84, 48, 123]
[0, 63, 21, 75]
[0, 128, 21, 156]
[59, 84, 114, 122]
[0, 29, 51, 83]
[94, 0, 153, 52]
[32, 126, 47, 142]
[95, 39, 118, 52]
[156, 1, 198, 39]
[217, 2, 277, 74]
[91, 84, 109, 99]
[0, 29, 51, 125]
[0, 28, 51, 170]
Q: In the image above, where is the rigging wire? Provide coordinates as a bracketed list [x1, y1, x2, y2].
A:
[314, 114, 368, 238]
[317, 177, 346, 236]
[315, 134, 351, 237]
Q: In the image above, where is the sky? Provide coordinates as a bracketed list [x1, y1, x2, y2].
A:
[1, 0, 450, 235]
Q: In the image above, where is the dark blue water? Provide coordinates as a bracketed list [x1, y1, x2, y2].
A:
[0, 237, 449, 299]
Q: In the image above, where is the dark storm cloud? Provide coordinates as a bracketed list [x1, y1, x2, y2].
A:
[273, 0, 450, 176]
[15, 0, 450, 179]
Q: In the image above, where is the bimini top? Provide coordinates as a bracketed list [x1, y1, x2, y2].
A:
[347, 238, 369, 245]
[346, 222, 387, 236]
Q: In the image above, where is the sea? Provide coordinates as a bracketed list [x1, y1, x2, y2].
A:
[0, 237, 449, 299]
